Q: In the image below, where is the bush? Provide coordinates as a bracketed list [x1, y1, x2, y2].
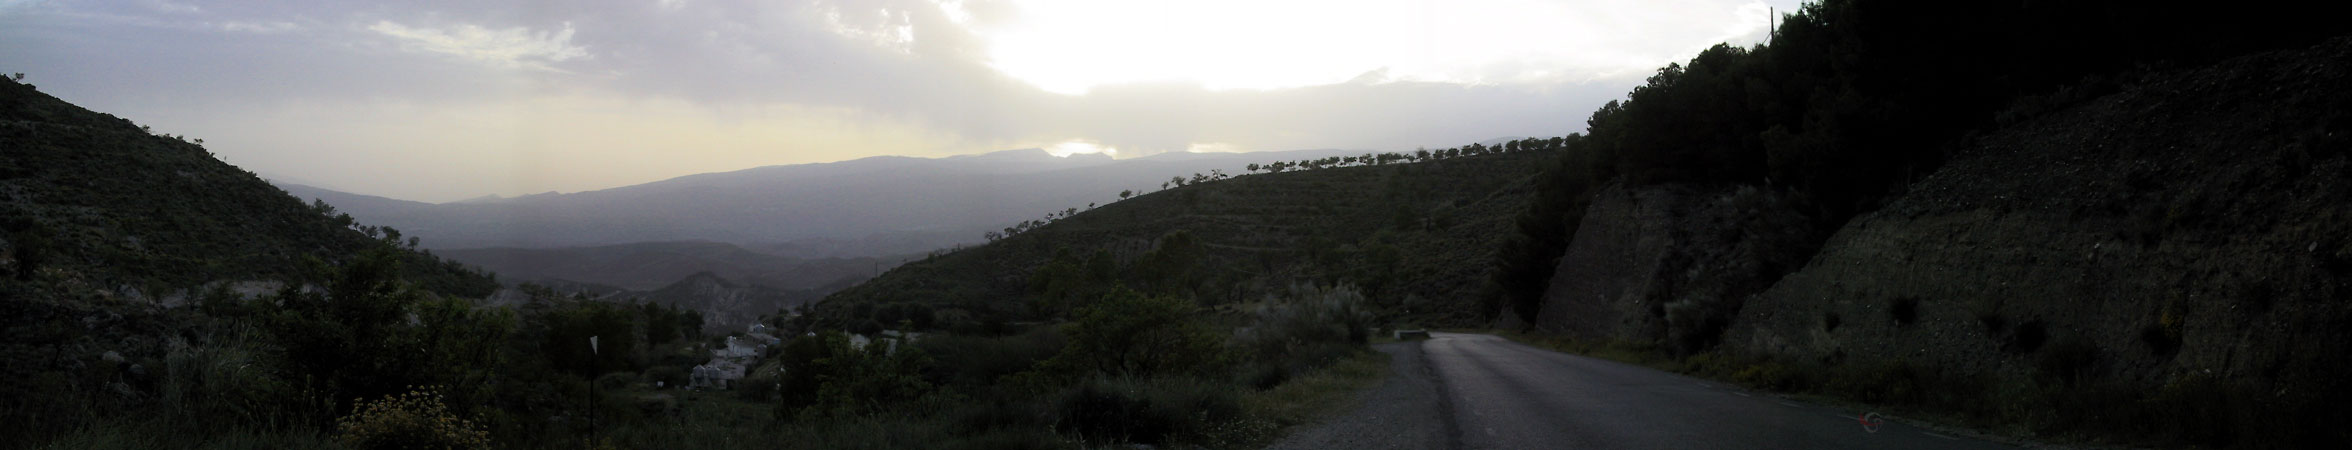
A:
[642, 365, 688, 388]
[595, 371, 638, 390]
[775, 330, 934, 417]
[919, 326, 1065, 389]
[333, 387, 491, 450]
[1236, 283, 1371, 371]
[1052, 377, 1243, 446]
[156, 326, 308, 431]
[1043, 288, 1227, 378]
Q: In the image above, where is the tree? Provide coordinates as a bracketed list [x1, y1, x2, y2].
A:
[1119, 190, 1133, 200]
[262, 248, 511, 408]
[1043, 288, 1226, 377]
[1246, 163, 1261, 172]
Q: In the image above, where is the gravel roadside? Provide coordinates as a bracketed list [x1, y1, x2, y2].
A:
[1264, 341, 1456, 450]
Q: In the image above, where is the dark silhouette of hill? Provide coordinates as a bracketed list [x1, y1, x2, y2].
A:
[0, 76, 493, 298]
[801, 145, 1561, 330]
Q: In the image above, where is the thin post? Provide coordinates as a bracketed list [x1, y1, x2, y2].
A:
[588, 336, 599, 449]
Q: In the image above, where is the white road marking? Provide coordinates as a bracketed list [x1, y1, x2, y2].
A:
[1921, 431, 1960, 440]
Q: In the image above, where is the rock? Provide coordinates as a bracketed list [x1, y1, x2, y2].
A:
[101, 350, 125, 363]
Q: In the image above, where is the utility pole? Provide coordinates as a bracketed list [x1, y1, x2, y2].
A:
[1769, 7, 1776, 43]
[588, 336, 599, 449]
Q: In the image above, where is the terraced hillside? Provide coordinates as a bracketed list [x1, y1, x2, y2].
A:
[804, 147, 1558, 330]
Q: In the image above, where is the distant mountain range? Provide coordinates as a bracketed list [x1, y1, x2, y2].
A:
[274, 147, 1375, 256]
[273, 146, 1380, 327]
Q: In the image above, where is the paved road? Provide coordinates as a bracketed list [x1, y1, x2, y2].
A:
[1274, 332, 2018, 450]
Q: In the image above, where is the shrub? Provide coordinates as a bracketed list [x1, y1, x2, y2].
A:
[333, 387, 491, 450]
[1236, 283, 1371, 371]
[156, 326, 307, 431]
[642, 365, 688, 388]
[919, 326, 1065, 389]
[1052, 377, 1242, 446]
[775, 330, 935, 417]
[1043, 288, 1227, 378]
[595, 371, 638, 390]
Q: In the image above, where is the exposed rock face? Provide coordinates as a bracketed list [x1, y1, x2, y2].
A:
[1535, 183, 1815, 353]
[1723, 37, 2352, 396]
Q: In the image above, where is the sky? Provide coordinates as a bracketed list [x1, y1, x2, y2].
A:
[1, 0, 1799, 202]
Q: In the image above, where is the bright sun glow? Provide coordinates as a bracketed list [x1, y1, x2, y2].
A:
[1045, 139, 1118, 157]
[946, 0, 1777, 95]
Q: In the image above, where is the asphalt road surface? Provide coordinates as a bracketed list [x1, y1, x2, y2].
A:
[1273, 332, 2019, 450]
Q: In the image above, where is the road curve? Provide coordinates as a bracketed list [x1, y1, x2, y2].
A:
[1427, 332, 2010, 450]
[1274, 332, 2018, 449]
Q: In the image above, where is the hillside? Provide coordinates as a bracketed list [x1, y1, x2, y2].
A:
[0, 76, 500, 440]
[1718, 37, 2352, 446]
[1507, 22, 2352, 450]
[0, 77, 494, 298]
[802, 145, 1559, 330]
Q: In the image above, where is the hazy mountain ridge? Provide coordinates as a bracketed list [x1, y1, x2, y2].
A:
[277, 147, 1374, 252]
[436, 240, 899, 291]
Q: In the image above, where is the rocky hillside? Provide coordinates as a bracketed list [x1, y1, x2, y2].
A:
[1534, 36, 2351, 447]
[1531, 183, 1816, 354]
[1719, 36, 2351, 444]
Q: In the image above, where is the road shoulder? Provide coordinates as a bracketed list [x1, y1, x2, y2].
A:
[1264, 341, 1454, 450]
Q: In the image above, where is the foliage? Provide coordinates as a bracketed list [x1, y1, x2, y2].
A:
[1051, 377, 1244, 446]
[333, 388, 492, 450]
[774, 330, 935, 417]
[155, 325, 312, 431]
[1041, 288, 1228, 378]
[1236, 283, 1372, 371]
[259, 248, 514, 410]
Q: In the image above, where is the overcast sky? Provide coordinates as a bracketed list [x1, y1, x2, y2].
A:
[2, 0, 1797, 202]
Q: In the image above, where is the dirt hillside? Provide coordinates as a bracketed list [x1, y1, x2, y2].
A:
[1721, 35, 2352, 444]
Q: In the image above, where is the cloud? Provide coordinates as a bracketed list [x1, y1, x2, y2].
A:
[217, 20, 296, 33]
[368, 20, 589, 71]
[0, 0, 1801, 201]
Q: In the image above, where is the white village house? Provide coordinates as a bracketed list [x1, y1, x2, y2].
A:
[689, 324, 781, 390]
